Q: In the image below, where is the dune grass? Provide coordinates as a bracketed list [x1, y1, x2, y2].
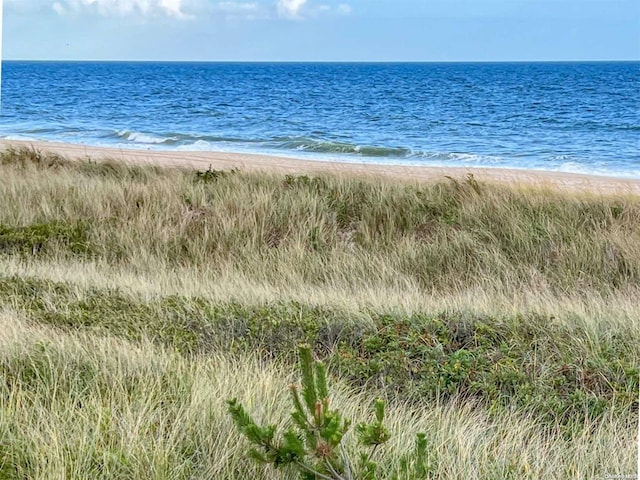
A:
[0, 147, 638, 479]
[2, 310, 634, 480]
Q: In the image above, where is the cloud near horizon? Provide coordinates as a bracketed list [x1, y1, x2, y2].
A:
[276, 0, 306, 18]
[16, 0, 351, 20]
[3, 0, 636, 62]
[49, 0, 190, 18]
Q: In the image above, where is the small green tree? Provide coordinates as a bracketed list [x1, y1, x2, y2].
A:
[227, 345, 431, 480]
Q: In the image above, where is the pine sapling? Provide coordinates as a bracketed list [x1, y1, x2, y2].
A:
[227, 345, 397, 479]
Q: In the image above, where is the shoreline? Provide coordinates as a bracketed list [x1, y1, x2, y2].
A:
[2, 139, 640, 194]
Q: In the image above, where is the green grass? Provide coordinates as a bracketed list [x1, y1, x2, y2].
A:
[0, 221, 93, 256]
[0, 147, 638, 479]
[1, 275, 636, 428]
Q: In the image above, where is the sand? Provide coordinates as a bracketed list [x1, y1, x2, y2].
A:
[2, 139, 639, 195]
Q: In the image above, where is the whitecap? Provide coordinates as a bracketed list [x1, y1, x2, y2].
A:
[116, 130, 175, 145]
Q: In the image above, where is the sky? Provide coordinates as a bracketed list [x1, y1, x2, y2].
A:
[3, 0, 640, 61]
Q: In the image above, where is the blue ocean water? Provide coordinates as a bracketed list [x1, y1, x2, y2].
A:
[1, 61, 639, 177]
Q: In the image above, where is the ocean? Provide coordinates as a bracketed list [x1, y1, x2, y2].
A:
[1, 61, 638, 177]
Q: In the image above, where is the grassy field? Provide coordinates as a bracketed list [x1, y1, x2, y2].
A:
[0, 147, 638, 479]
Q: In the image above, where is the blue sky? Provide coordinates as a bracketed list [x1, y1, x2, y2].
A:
[4, 0, 640, 61]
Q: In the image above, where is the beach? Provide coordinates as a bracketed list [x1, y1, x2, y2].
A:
[2, 139, 640, 195]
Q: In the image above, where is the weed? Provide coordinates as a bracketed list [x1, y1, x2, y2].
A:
[194, 166, 239, 183]
[0, 221, 93, 256]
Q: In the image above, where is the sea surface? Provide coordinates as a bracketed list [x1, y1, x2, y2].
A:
[1, 61, 639, 177]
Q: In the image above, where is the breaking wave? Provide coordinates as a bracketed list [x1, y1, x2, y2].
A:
[274, 138, 411, 157]
[107, 131, 414, 157]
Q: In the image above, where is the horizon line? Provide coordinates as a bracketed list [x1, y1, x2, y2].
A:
[3, 59, 640, 64]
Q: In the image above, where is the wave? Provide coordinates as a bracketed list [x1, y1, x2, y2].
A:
[106, 131, 413, 158]
[414, 151, 506, 164]
[109, 130, 252, 146]
[24, 127, 62, 135]
[0, 134, 41, 142]
[132, 133, 492, 165]
[114, 130, 177, 145]
[274, 138, 411, 157]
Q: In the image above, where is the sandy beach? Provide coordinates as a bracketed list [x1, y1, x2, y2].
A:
[2, 139, 639, 195]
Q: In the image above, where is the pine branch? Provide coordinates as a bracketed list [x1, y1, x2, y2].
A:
[226, 345, 429, 480]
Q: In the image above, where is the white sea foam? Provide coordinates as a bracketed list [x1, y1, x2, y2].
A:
[117, 130, 174, 145]
[175, 140, 215, 151]
[409, 151, 507, 165]
[0, 134, 40, 142]
[444, 152, 505, 164]
[554, 162, 640, 179]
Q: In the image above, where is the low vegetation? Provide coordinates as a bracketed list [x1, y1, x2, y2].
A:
[0, 147, 638, 479]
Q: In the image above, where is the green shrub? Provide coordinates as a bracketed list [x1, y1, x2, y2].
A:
[228, 345, 431, 480]
[194, 166, 239, 183]
[0, 221, 93, 255]
[332, 313, 639, 425]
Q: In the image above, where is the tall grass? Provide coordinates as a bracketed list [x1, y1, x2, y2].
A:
[1, 147, 638, 297]
[0, 147, 638, 479]
[0, 311, 635, 479]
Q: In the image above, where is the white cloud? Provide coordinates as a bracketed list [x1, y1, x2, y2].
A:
[214, 1, 265, 19]
[8, 0, 349, 21]
[336, 3, 351, 15]
[276, 0, 307, 19]
[52, 2, 66, 14]
[159, 0, 187, 18]
[52, 0, 192, 19]
[218, 1, 257, 11]
[306, 2, 351, 18]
